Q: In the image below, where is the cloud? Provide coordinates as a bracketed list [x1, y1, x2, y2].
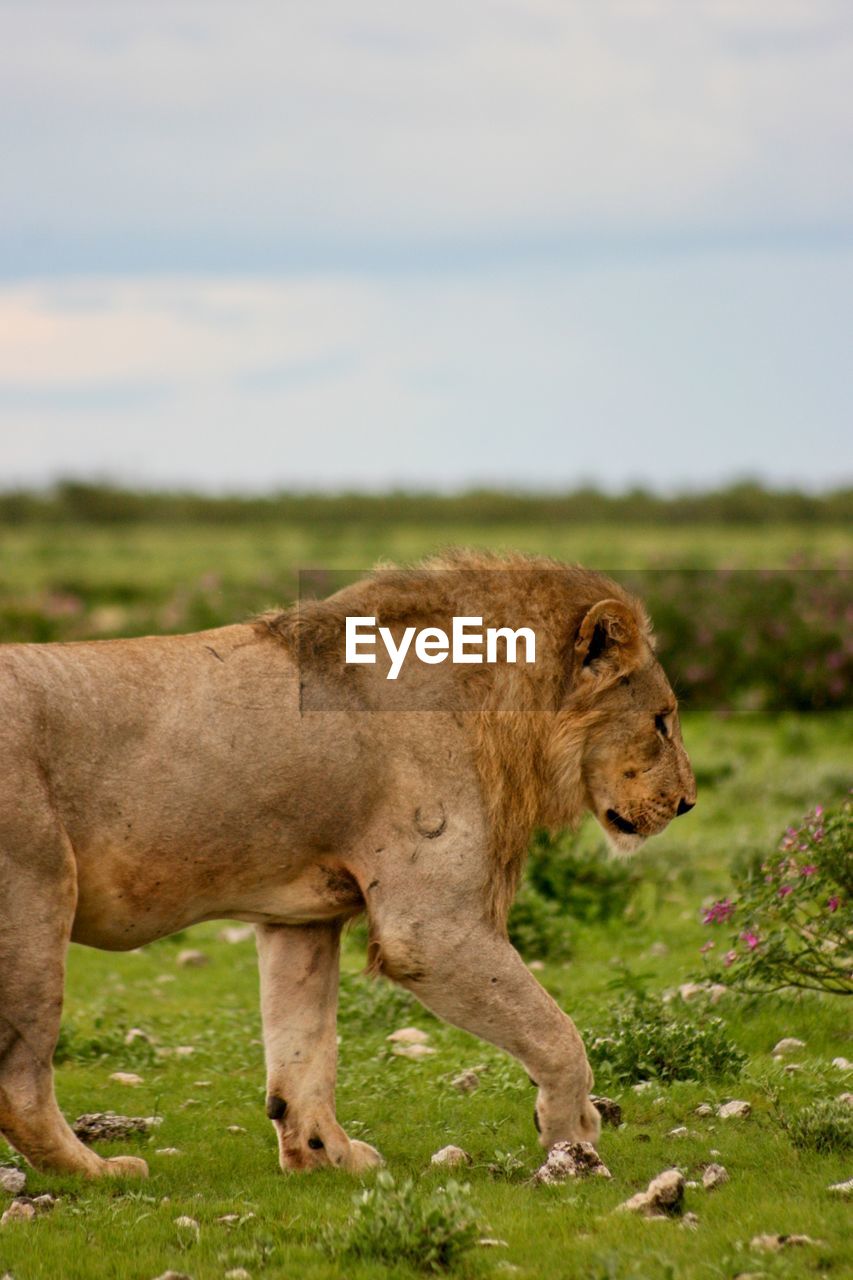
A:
[1, 1, 851, 274]
[2, 252, 851, 491]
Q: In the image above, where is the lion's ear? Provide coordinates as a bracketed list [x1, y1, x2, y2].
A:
[574, 598, 644, 679]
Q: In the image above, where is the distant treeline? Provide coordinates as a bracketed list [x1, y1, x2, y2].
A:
[0, 481, 851, 526]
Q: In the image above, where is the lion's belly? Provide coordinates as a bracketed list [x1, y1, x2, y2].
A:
[71, 844, 365, 950]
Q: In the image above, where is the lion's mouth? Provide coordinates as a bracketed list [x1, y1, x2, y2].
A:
[605, 808, 638, 836]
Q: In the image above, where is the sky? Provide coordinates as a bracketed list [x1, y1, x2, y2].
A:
[1, 0, 851, 492]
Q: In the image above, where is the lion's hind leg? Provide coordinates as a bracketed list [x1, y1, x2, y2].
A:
[0, 807, 147, 1179]
[257, 921, 382, 1174]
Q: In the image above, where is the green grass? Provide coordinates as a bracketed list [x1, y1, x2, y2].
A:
[2, 711, 851, 1280]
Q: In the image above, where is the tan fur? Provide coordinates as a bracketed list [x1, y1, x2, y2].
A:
[0, 551, 694, 1180]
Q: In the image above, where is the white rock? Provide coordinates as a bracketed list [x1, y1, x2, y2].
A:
[532, 1141, 611, 1184]
[708, 984, 728, 1005]
[694, 1104, 714, 1117]
[750, 1233, 822, 1252]
[633, 1081, 654, 1093]
[174, 1215, 200, 1233]
[155, 1148, 182, 1156]
[225, 1271, 252, 1279]
[616, 1168, 685, 1217]
[682, 1211, 700, 1229]
[176, 949, 208, 968]
[193, 1081, 212, 1088]
[837, 1092, 853, 1108]
[772, 1037, 805, 1057]
[528, 960, 545, 971]
[783, 1063, 803, 1074]
[832, 1057, 852, 1071]
[450, 1069, 481, 1093]
[703, 1162, 729, 1190]
[827, 1178, 853, 1198]
[679, 983, 705, 1003]
[218, 926, 254, 944]
[392, 1043, 435, 1060]
[717, 1100, 751, 1119]
[430, 1145, 471, 1168]
[477, 1237, 509, 1247]
[226, 1125, 246, 1134]
[109, 1072, 144, 1087]
[124, 1027, 151, 1046]
[0, 1168, 26, 1196]
[174, 1045, 196, 1057]
[1, 1200, 36, 1224]
[668, 1127, 689, 1138]
[387, 1027, 430, 1044]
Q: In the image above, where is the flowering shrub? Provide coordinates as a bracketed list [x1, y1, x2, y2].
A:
[700, 801, 852, 995]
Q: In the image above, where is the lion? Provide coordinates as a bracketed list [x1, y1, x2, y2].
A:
[0, 552, 695, 1179]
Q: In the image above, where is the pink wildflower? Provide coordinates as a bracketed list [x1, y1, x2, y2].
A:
[827, 896, 840, 913]
[800, 865, 817, 877]
[778, 884, 793, 897]
[703, 898, 735, 925]
[814, 804, 823, 818]
[740, 931, 759, 950]
[723, 950, 738, 967]
[700, 940, 715, 955]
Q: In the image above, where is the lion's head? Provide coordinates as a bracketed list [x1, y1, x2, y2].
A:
[558, 597, 696, 854]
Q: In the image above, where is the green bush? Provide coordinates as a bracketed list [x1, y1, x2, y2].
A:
[784, 1099, 853, 1154]
[326, 1170, 481, 1272]
[586, 993, 746, 1085]
[508, 881, 572, 961]
[525, 827, 639, 924]
[700, 800, 852, 995]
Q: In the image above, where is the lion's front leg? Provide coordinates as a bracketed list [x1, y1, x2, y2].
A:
[373, 911, 600, 1151]
[255, 921, 382, 1173]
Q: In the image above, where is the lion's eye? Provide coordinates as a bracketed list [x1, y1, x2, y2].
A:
[654, 713, 670, 738]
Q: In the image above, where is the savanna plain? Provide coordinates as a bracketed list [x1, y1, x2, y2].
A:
[0, 496, 850, 1280]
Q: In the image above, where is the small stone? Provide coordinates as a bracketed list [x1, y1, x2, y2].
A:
[387, 1027, 430, 1045]
[750, 1233, 822, 1252]
[431, 1146, 471, 1168]
[1, 1200, 36, 1224]
[156, 1148, 182, 1156]
[226, 1125, 246, 1134]
[450, 1069, 481, 1093]
[174, 1045, 196, 1057]
[0, 1169, 26, 1196]
[124, 1027, 151, 1046]
[836, 1092, 853, 1108]
[174, 1215, 200, 1233]
[74, 1113, 161, 1143]
[192, 1081, 212, 1088]
[633, 1081, 654, 1094]
[703, 1162, 729, 1190]
[717, 1100, 751, 1119]
[694, 1104, 714, 1117]
[224, 1271, 252, 1280]
[679, 982, 705, 1002]
[217, 1212, 255, 1226]
[528, 960, 545, 971]
[616, 1168, 685, 1217]
[772, 1037, 805, 1057]
[109, 1071, 144, 1087]
[218, 926, 254, 944]
[176, 949, 208, 968]
[832, 1057, 852, 1071]
[708, 984, 728, 1005]
[32, 1195, 56, 1213]
[682, 1211, 700, 1229]
[532, 1141, 611, 1184]
[151, 1273, 194, 1280]
[392, 1043, 435, 1060]
[783, 1063, 803, 1074]
[827, 1178, 853, 1198]
[591, 1095, 622, 1126]
[478, 1237, 509, 1247]
[668, 1126, 689, 1138]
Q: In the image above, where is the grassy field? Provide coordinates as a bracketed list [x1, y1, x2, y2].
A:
[0, 516, 850, 1280]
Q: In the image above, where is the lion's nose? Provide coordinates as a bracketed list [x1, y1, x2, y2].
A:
[676, 798, 695, 817]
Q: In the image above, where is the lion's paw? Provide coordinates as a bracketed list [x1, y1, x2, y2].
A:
[346, 1139, 383, 1173]
[100, 1155, 149, 1179]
